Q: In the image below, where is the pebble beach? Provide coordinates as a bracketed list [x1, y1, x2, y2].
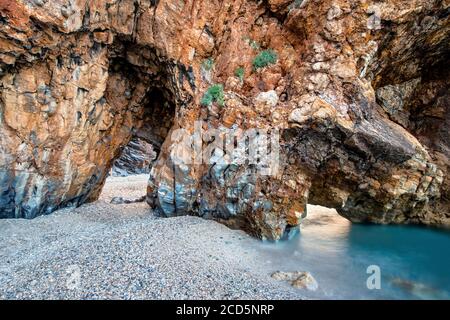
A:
[0, 175, 305, 300]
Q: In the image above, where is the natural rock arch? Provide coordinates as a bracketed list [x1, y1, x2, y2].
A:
[0, 0, 448, 240]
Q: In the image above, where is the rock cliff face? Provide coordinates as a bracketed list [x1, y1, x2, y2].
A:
[0, 0, 448, 239]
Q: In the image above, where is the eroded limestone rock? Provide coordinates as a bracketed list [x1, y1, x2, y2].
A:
[0, 0, 448, 239]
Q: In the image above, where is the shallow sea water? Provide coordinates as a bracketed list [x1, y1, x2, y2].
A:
[253, 205, 450, 300]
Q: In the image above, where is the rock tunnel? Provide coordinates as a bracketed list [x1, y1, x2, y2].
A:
[111, 89, 172, 177]
[0, 0, 448, 240]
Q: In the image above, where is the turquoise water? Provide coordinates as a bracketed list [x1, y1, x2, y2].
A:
[256, 206, 450, 299]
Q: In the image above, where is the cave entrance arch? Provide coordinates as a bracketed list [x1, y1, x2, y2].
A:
[94, 38, 184, 207]
[111, 88, 175, 178]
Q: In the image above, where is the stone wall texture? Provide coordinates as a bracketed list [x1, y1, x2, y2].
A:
[0, 0, 448, 239]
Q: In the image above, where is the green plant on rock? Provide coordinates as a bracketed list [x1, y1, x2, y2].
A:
[234, 67, 245, 81]
[201, 84, 225, 107]
[252, 49, 278, 70]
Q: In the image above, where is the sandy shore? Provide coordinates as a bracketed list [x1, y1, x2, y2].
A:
[0, 175, 307, 299]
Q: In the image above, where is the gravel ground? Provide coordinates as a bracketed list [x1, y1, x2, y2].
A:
[0, 175, 306, 300]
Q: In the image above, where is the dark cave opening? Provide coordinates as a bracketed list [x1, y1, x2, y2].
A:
[101, 39, 180, 198]
[111, 88, 176, 177]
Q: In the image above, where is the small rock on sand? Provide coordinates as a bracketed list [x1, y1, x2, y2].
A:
[110, 195, 146, 204]
[271, 271, 319, 291]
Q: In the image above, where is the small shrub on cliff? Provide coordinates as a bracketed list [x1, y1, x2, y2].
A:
[235, 67, 245, 81]
[252, 50, 278, 70]
[201, 84, 225, 107]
